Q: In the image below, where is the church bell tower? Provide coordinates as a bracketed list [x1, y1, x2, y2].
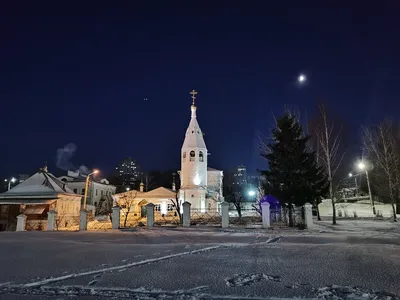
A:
[180, 90, 208, 211]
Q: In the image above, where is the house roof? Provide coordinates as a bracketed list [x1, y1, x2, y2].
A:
[0, 168, 76, 199]
[116, 187, 176, 199]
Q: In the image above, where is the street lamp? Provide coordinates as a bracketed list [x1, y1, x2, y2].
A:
[248, 190, 256, 197]
[126, 187, 130, 191]
[5, 177, 16, 191]
[83, 170, 99, 210]
[348, 173, 358, 189]
[357, 161, 375, 214]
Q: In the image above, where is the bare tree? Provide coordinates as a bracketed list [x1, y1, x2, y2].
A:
[169, 190, 183, 225]
[223, 172, 244, 219]
[362, 119, 398, 221]
[143, 173, 155, 192]
[118, 191, 138, 227]
[314, 104, 346, 225]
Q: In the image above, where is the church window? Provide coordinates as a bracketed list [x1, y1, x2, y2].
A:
[190, 151, 195, 161]
[199, 151, 204, 162]
[183, 152, 186, 162]
[192, 131, 194, 133]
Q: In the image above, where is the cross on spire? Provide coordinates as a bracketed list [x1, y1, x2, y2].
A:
[190, 89, 198, 106]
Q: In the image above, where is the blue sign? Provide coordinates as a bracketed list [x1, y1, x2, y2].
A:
[258, 195, 280, 215]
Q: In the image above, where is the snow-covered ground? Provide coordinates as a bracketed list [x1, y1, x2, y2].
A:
[0, 222, 399, 299]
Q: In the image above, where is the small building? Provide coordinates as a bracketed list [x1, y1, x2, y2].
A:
[0, 166, 81, 231]
[114, 185, 178, 223]
[58, 171, 116, 216]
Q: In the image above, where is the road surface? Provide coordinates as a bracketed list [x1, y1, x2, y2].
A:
[0, 222, 399, 299]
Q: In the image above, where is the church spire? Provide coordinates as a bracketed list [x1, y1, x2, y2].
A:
[190, 89, 198, 118]
[190, 89, 197, 106]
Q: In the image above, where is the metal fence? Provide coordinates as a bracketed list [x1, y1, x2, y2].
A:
[230, 207, 261, 226]
[26, 219, 47, 231]
[190, 208, 221, 225]
[55, 215, 80, 231]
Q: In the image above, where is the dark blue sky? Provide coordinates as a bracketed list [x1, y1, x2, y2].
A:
[1, 1, 399, 178]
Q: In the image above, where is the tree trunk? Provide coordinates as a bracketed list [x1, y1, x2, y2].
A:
[391, 202, 397, 222]
[331, 197, 336, 225]
[288, 204, 294, 227]
[317, 205, 321, 221]
[123, 214, 128, 227]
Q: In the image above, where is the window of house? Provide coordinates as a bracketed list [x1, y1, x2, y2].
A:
[81, 188, 85, 195]
[73, 188, 78, 194]
[167, 204, 173, 211]
[183, 152, 186, 162]
[101, 190, 103, 196]
[199, 151, 204, 162]
[155, 204, 161, 211]
[190, 151, 195, 161]
[96, 190, 98, 196]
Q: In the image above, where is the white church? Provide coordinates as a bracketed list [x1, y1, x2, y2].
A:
[178, 90, 224, 212]
[115, 90, 223, 215]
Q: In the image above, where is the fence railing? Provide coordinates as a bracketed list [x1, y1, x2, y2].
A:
[190, 208, 221, 224]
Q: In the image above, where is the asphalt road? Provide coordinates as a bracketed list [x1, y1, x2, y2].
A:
[0, 224, 399, 299]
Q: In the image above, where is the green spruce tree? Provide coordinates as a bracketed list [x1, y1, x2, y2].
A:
[259, 113, 329, 227]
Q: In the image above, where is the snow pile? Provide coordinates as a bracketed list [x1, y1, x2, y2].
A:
[225, 273, 281, 287]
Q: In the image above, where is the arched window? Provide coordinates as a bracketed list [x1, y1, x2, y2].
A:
[199, 151, 204, 162]
[190, 151, 195, 161]
[183, 152, 186, 162]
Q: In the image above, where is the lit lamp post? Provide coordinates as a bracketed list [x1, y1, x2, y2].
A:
[4, 177, 16, 191]
[348, 173, 358, 190]
[357, 162, 375, 215]
[83, 170, 99, 210]
[248, 190, 256, 197]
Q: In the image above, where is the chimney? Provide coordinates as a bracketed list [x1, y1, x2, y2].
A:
[139, 182, 144, 192]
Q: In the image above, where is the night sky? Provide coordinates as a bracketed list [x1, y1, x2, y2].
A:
[1, 1, 399, 179]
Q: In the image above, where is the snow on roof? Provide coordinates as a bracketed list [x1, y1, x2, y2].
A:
[116, 187, 176, 199]
[207, 167, 222, 172]
[0, 168, 75, 198]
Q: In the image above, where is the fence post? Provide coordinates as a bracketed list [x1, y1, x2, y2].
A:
[79, 209, 88, 231]
[182, 202, 191, 227]
[146, 203, 155, 227]
[47, 210, 57, 231]
[261, 202, 270, 228]
[16, 214, 27, 231]
[304, 202, 314, 229]
[221, 202, 229, 228]
[111, 206, 120, 229]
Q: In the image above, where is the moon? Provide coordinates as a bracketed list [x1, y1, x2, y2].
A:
[298, 74, 306, 83]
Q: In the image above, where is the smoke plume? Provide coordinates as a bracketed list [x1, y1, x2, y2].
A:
[56, 143, 90, 175]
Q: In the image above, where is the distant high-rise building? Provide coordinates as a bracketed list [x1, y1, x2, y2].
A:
[233, 165, 247, 186]
[115, 157, 141, 186]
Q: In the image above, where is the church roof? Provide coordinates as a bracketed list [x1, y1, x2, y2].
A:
[182, 95, 207, 150]
[0, 167, 76, 199]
